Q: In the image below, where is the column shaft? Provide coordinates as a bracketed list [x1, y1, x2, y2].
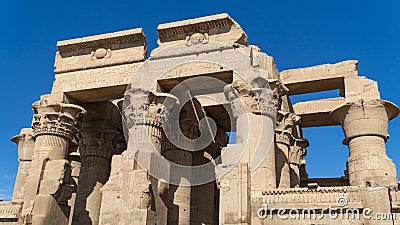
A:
[72, 126, 114, 225]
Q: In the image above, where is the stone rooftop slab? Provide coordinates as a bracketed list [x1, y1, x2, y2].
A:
[280, 60, 358, 95]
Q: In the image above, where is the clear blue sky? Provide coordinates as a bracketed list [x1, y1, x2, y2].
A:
[0, 0, 399, 201]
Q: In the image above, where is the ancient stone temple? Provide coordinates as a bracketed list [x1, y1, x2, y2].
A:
[1, 13, 399, 225]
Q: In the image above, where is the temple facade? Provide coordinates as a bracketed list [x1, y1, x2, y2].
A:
[0, 14, 399, 225]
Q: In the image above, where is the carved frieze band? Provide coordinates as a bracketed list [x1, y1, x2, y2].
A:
[158, 16, 233, 41]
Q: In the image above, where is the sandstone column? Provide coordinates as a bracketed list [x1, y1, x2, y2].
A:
[218, 80, 276, 225]
[331, 100, 399, 187]
[99, 93, 163, 225]
[21, 101, 86, 225]
[268, 80, 298, 189]
[162, 114, 196, 225]
[11, 128, 34, 203]
[275, 112, 297, 188]
[130, 100, 165, 225]
[72, 120, 117, 225]
[68, 152, 81, 225]
[288, 138, 308, 188]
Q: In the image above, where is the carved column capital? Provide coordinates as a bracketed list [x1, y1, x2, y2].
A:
[275, 130, 294, 146]
[11, 128, 35, 161]
[124, 89, 178, 128]
[268, 79, 289, 109]
[224, 80, 275, 118]
[268, 79, 289, 97]
[79, 122, 119, 160]
[275, 111, 299, 145]
[276, 111, 299, 132]
[253, 87, 277, 118]
[32, 101, 86, 141]
[330, 99, 399, 143]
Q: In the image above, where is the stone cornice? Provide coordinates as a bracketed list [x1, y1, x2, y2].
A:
[57, 28, 146, 54]
[158, 14, 234, 42]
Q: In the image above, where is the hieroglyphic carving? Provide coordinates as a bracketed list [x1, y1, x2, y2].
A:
[160, 61, 231, 79]
[38, 160, 73, 206]
[275, 112, 300, 146]
[289, 147, 305, 166]
[52, 63, 142, 93]
[55, 52, 144, 74]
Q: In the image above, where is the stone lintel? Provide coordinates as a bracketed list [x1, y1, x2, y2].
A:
[156, 13, 248, 50]
[51, 62, 143, 103]
[293, 98, 346, 127]
[280, 60, 358, 95]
